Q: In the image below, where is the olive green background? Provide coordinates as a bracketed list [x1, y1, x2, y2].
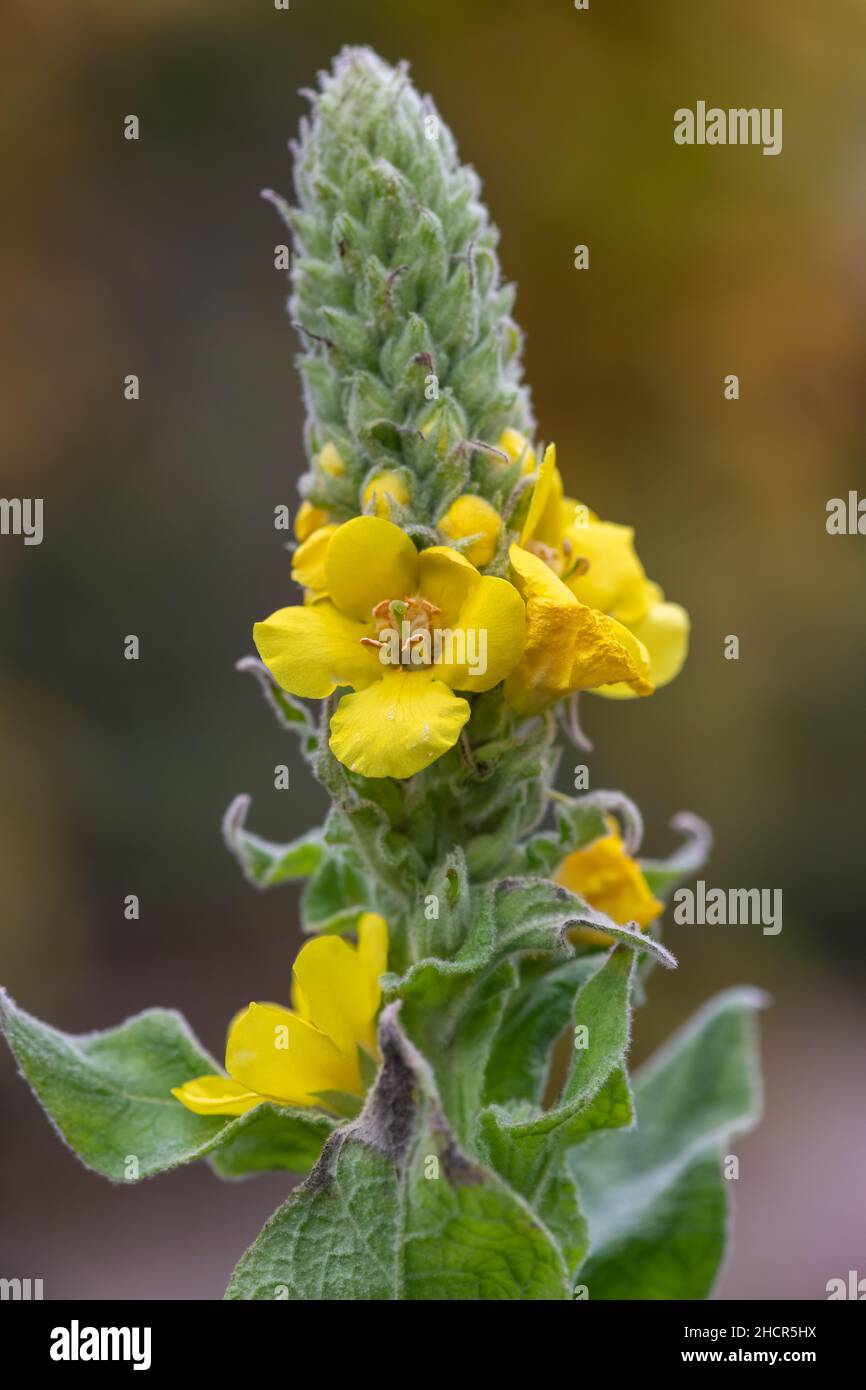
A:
[1, 0, 864, 1299]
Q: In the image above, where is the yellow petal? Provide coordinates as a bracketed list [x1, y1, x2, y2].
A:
[520, 444, 562, 546]
[171, 1074, 264, 1117]
[437, 494, 502, 568]
[594, 596, 690, 699]
[253, 600, 379, 699]
[507, 541, 569, 604]
[504, 546, 653, 714]
[226, 1002, 360, 1105]
[435, 575, 526, 693]
[362, 471, 410, 518]
[329, 669, 470, 779]
[562, 496, 598, 528]
[564, 520, 650, 625]
[291, 524, 338, 592]
[294, 500, 332, 542]
[498, 427, 536, 474]
[555, 823, 663, 944]
[356, 912, 389, 1017]
[291, 913, 388, 1032]
[324, 516, 419, 622]
[292, 929, 383, 1057]
[417, 544, 481, 626]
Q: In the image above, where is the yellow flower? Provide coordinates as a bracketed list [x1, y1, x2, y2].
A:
[437, 493, 502, 568]
[254, 515, 526, 779]
[172, 913, 389, 1115]
[521, 444, 690, 698]
[317, 441, 345, 477]
[294, 500, 332, 543]
[498, 427, 537, 474]
[503, 543, 653, 715]
[362, 470, 411, 519]
[555, 821, 663, 947]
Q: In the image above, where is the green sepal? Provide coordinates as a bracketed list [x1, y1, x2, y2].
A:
[640, 811, 713, 900]
[223, 795, 324, 888]
[418, 846, 471, 959]
[515, 789, 645, 877]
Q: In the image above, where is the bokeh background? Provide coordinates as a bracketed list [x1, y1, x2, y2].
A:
[2, 0, 865, 1300]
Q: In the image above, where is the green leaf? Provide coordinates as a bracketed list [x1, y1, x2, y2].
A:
[380, 888, 515, 1144]
[300, 846, 370, 933]
[208, 1105, 335, 1179]
[496, 878, 677, 969]
[384, 877, 650, 1146]
[479, 947, 636, 1200]
[537, 1170, 589, 1281]
[400, 959, 517, 1151]
[484, 956, 599, 1106]
[0, 991, 333, 1181]
[223, 795, 324, 888]
[225, 1008, 571, 1300]
[570, 986, 766, 1299]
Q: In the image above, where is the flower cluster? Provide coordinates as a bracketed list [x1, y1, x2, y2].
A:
[255, 431, 689, 778]
[174, 428, 687, 1110]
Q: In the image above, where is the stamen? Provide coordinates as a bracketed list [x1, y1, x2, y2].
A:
[412, 596, 442, 616]
[562, 555, 591, 581]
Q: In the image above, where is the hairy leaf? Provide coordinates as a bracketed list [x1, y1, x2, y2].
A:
[570, 987, 765, 1299]
[479, 948, 636, 1200]
[225, 1007, 571, 1300]
[0, 992, 333, 1181]
[484, 956, 599, 1106]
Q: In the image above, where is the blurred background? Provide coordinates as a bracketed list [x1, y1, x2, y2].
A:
[2, 0, 865, 1300]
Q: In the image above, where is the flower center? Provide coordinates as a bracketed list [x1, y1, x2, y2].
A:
[360, 595, 442, 666]
[526, 538, 590, 583]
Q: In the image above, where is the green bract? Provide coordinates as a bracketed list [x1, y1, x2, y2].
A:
[1, 47, 763, 1301]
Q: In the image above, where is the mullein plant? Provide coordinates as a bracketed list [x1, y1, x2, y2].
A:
[1, 48, 764, 1301]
